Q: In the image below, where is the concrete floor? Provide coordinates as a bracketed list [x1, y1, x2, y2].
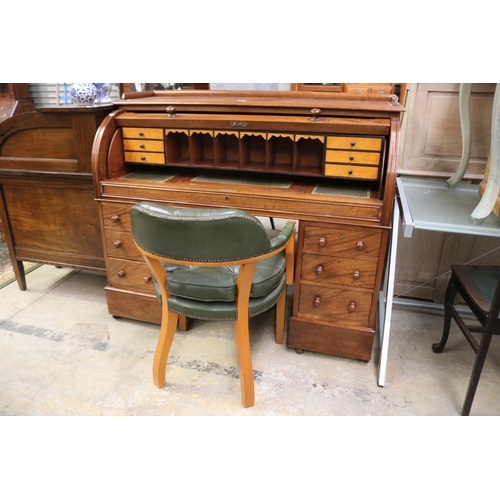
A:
[1, 261, 500, 416]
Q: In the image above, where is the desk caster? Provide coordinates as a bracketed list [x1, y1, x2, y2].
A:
[295, 349, 304, 354]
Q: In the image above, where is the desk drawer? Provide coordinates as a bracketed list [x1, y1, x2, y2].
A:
[326, 136, 382, 151]
[297, 284, 372, 326]
[123, 139, 165, 152]
[122, 127, 164, 140]
[124, 152, 166, 164]
[101, 202, 133, 231]
[107, 257, 155, 293]
[325, 150, 380, 166]
[324, 164, 379, 180]
[301, 254, 377, 289]
[303, 225, 381, 257]
[104, 229, 143, 261]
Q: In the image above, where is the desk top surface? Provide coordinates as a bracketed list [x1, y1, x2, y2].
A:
[397, 177, 500, 237]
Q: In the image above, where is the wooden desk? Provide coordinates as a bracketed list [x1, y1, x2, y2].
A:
[92, 90, 404, 362]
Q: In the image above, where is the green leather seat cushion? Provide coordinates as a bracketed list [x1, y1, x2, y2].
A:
[166, 252, 286, 302]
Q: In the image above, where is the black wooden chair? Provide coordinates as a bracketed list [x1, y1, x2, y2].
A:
[130, 202, 295, 408]
[432, 265, 500, 415]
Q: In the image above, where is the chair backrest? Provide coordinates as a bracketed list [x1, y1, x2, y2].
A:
[130, 201, 274, 263]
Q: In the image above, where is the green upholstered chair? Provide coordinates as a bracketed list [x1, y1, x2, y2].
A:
[432, 265, 500, 416]
[130, 201, 295, 408]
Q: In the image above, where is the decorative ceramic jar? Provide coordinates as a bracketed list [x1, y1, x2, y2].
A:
[70, 83, 97, 105]
[93, 83, 113, 103]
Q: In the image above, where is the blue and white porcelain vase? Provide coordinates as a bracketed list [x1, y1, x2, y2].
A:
[70, 83, 97, 105]
[93, 83, 113, 103]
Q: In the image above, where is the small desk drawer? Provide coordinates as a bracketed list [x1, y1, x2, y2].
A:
[298, 284, 372, 325]
[124, 152, 166, 164]
[101, 202, 133, 231]
[326, 136, 382, 151]
[122, 127, 164, 140]
[324, 164, 379, 180]
[303, 226, 381, 257]
[325, 150, 380, 165]
[123, 139, 165, 152]
[301, 254, 377, 289]
[107, 257, 155, 293]
[104, 229, 143, 261]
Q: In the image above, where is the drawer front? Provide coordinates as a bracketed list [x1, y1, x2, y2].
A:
[325, 150, 380, 165]
[107, 257, 155, 293]
[298, 284, 372, 325]
[301, 254, 377, 289]
[124, 151, 166, 164]
[326, 136, 382, 151]
[324, 164, 379, 180]
[123, 139, 165, 152]
[122, 127, 164, 140]
[101, 202, 133, 231]
[344, 84, 394, 95]
[104, 229, 143, 261]
[303, 226, 381, 257]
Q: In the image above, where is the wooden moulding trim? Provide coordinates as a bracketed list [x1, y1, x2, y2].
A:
[0, 157, 79, 173]
[189, 129, 214, 136]
[165, 129, 189, 135]
[267, 132, 295, 140]
[214, 130, 239, 137]
[240, 131, 266, 139]
[295, 134, 325, 143]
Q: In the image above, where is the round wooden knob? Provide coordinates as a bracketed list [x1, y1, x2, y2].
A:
[353, 271, 360, 280]
[141, 156, 146, 161]
[349, 156, 354, 161]
[348, 301, 356, 313]
[310, 108, 321, 121]
[350, 141, 356, 147]
[318, 237, 327, 247]
[315, 265, 324, 276]
[138, 131, 144, 136]
[117, 270, 126, 278]
[313, 296, 321, 307]
[166, 106, 176, 117]
[356, 240, 365, 251]
[144, 275, 152, 283]
[113, 240, 122, 248]
[348, 170, 353, 175]
[111, 215, 120, 223]
[139, 144, 145, 148]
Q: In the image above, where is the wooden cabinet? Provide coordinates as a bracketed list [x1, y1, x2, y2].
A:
[92, 90, 404, 361]
[0, 105, 113, 289]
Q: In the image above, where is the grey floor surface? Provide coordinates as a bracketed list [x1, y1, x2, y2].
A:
[1, 261, 500, 417]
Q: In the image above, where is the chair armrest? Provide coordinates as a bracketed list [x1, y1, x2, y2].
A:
[269, 221, 295, 250]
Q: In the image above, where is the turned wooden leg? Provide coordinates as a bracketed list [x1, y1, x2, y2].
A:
[153, 308, 179, 388]
[234, 318, 255, 408]
[432, 276, 459, 353]
[275, 288, 286, 345]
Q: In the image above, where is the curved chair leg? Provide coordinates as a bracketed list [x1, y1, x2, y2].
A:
[234, 318, 255, 408]
[275, 288, 286, 345]
[153, 308, 179, 388]
[433, 276, 459, 353]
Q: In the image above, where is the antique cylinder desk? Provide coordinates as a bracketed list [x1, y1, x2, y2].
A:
[91, 90, 404, 361]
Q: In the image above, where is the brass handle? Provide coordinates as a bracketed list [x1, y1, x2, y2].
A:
[111, 215, 120, 223]
[117, 270, 126, 278]
[315, 265, 324, 276]
[318, 237, 327, 247]
[348, 301, 356, 313]
[167, 106, 176, 117]
[113, 240, 122, 248]
[356, 240, 365, 251]
[353, 271, 360, 280]
[144, 275, 152, 283]
[313, 296, 321, 307]
[310, 108, 321, 121]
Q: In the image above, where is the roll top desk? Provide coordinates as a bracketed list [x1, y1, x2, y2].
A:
[92, 90, 404, 361]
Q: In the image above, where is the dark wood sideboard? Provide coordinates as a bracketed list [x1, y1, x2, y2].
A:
[0, 104, 114, 289]
[92, 90, 404, 361]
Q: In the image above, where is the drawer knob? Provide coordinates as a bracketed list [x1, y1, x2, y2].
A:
[111, 215, 120, 223]
[349, 156, 354, 161]
[310, 108, 321, 121]
[313, 295, 322, 307]
[348, 301, 357, 313]
[356, 240, 365, 251]
[144, 275, 152, 284]
[315, 265, 324, 276]
[350, 141, 356, 147]
[353, 271, 361, 280]
[139, 144, 145, 149]
[318, 237, 327, 247]
[167, 106, 176, 118]
[138, 131, 144, 136]
[141, 156, 146, 161]
[113, 240, 123, 248]
[348, 170, 353, 175]
[117, 270, 126, 278]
